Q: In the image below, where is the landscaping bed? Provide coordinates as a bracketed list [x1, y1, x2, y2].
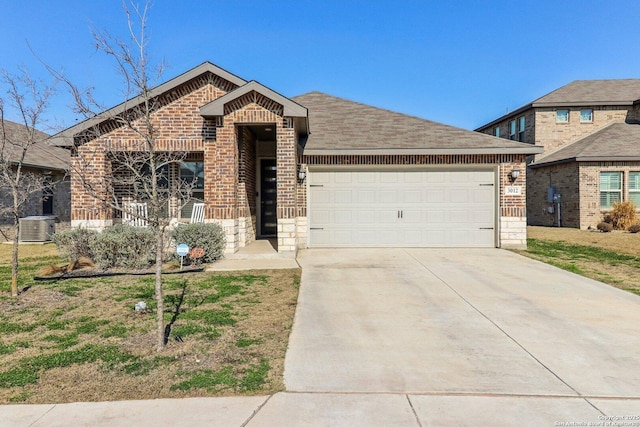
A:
[0, 244, 301, 404]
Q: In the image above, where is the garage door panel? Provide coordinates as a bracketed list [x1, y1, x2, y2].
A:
[450, 189, 472, 203]
[357, 173, 376, 184]
[313, 189, 331, 204]
[357, 190, 376, 203]
[309, 170, 495, 247]
[403, 190, 422, 204]
[474, 188, 494, 203]
[334, 173, 353, 184]
[379, 190, 397, 203]
[310, 209, 331, 225]
[334, 190, 353, 203]
[426, 189, 445, 203]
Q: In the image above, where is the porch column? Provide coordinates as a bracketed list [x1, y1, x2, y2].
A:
[276, 119, 297, 253]
[205, 121, 239, 253]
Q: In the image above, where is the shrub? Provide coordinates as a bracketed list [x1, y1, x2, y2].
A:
[608, 201, 638, 230]
[51, 228, 97, 261]
[597, 222, 613, 233]
[171, 223, 226, 263]
[89, 225, 156, 269]
[628, 224, 640, 234]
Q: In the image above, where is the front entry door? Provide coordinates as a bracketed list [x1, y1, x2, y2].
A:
[260, 159, 277, 236]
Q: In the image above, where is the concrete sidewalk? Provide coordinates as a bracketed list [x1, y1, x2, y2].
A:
[4, 392, 637, 426]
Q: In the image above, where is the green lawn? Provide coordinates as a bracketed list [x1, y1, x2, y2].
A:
[0, 245, 300, 404]
[515, 238, 640, 296]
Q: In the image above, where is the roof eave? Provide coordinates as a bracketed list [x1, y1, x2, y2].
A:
[303, 147, 543, 156]
[474, 104, 533, 131]
[10, 161, 68, 172]
[54, 62, 248, 142]
[530, 155, 640, 168]
[531, 101, 635, 108]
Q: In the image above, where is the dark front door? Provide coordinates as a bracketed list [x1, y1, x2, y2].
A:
[260, 159, 277, 236]
[42, 182, 53, 215]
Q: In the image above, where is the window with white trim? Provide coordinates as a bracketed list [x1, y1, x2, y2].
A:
[509, 119, 516, 140]
[494, 126, 500, 138]
[600, 172, 622, 209]
[518, 116, 525, 142]
[556, 109, 569, 123]
[580, 109, 593, 122]
[630, 172, 640, 207]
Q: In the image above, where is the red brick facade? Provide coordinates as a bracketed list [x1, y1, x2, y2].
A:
[70, 64, 532, 251]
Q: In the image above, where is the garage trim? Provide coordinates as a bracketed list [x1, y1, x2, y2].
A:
[306, 165, 500, 248]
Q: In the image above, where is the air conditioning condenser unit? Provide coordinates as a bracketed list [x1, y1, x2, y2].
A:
[19, 216, 55, 242]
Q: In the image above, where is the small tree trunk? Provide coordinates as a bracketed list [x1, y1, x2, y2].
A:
[11, 221, 19, 297]
[154, 228, 165, 352]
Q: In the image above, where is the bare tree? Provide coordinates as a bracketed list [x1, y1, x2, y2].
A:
[0, 67, 57, 297]
[58, 1, 195, 351]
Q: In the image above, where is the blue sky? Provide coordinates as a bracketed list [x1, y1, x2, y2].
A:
[2, 1, 640, 132]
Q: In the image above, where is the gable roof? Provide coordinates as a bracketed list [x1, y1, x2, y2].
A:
[476, 79, 640, 131]
[200, 80, 309, 135]
[200, 80, 307, 118]
[51, 62, 247, 147]
[530, 122, 640, 168]
[1, 120, 69, 171]
[532, 79, 640, 107]
[293, 92, 542, 155]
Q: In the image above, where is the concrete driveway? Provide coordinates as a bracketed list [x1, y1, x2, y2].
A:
[284, 248, 640, 419]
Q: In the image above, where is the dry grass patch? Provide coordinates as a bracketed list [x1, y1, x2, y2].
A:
[517, 227, 640, 295]
[0, 260, 300, 404]
[528, 226, 640, 257]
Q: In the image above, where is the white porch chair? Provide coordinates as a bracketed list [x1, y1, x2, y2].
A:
[123, 202, 148, 227]
[190, 202, 205, 224]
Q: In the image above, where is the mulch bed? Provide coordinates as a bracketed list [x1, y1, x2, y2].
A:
[34, 266, 205, 281]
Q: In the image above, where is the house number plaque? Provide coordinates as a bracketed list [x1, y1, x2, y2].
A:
[505, 186, 522, 195]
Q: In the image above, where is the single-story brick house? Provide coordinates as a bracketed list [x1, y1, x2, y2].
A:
[54, 62, 541, 254]
[0, 120, 70, 224]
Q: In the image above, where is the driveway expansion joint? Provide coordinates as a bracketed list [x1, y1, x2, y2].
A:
[240, 394, 273, 427]
[405, 394, 424, 427]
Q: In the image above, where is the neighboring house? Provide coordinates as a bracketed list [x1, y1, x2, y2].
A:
[54, 61, 540, 254]
[0, 120, 70, 224]
[476, 80, 640, 229]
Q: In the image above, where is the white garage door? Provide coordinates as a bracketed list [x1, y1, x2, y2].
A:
[308, 169, 496, 247]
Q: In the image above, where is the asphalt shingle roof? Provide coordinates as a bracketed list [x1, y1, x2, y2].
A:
[476, 79, 640, 131]
[531, 122, 640, 167]
[293, 92, 541, 154]
[1, 120, 69, 171]
[532, 79, 640, 106]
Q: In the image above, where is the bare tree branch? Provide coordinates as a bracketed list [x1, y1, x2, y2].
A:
[0, 67, 59, 296]
[58, 0, 191, 351]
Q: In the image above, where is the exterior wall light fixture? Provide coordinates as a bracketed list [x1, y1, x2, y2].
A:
[509, 168, 521, 183]
[298, 166, 307, 183]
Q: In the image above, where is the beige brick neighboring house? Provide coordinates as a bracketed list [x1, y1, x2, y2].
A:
[477, 80, 640, 229]
[0, 120, 70, 224]
[54, 61, 541, 253]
